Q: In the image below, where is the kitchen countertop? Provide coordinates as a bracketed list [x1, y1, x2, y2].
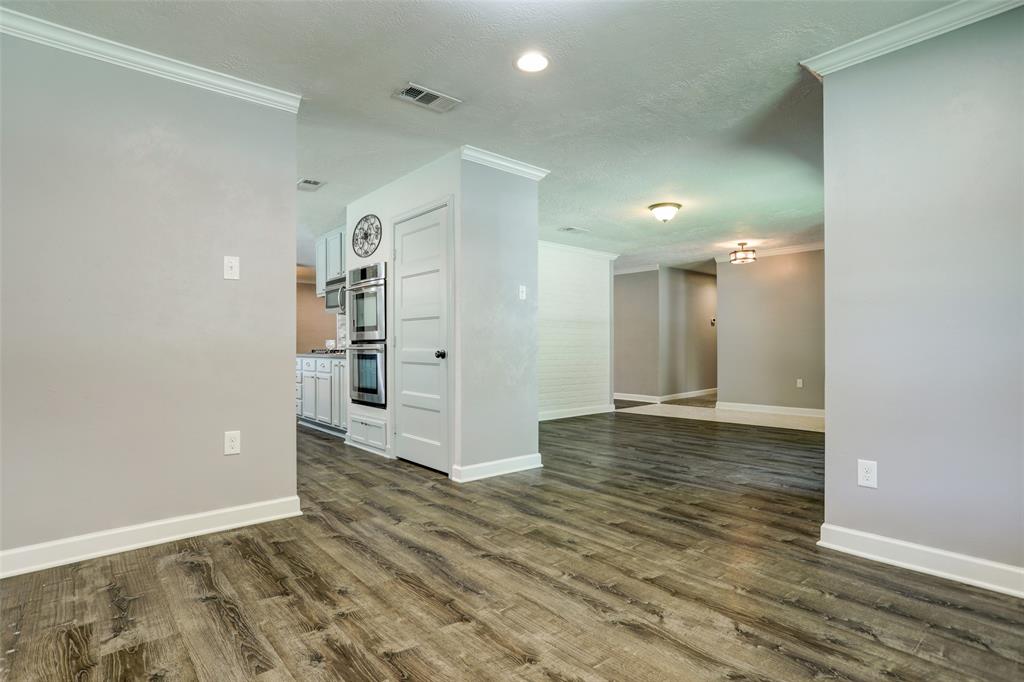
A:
[297, 352, 346, 359]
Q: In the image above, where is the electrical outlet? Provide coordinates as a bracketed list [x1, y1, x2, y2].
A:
[223, 256, 240, 280]
[796, 378, 804, 389]
[857, 459, 877, 488]
[224, 430, 241, 455]
[518, 285, 527, 300]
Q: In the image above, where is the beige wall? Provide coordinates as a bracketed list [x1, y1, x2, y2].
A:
[296, 282, 337, 353]
[614, 268, 717, 398]
[661, 268, 718, 396]
[613, 270, 660, 396]
[716, 250, 824, 409]
[1, 36, 297, 550]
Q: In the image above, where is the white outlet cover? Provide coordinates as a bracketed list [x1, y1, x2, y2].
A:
[223, 256, 240, 280]
[224, 430, 241, 455]
[796, 378, 804, 388]
[518, 284, 527, 300]
[857, 459, 877, 488]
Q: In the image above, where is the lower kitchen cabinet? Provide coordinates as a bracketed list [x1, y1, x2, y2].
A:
[315, 373, 332, 423]
[301, 372, 316, 420]
[297, 355, 347, 437]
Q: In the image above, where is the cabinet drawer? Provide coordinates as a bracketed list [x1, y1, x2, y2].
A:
[295, 358, 303, 370]
[316, 358, 332, 373]
[350, 415, 387, 449]
[294, 384, 302, 399]
[295, 370, 302, 384]
[295, 399, 302, 415]
[301, 358, 316, 372]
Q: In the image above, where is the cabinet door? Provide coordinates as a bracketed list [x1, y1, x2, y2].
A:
[326, 232, 343, 281]
[315, 374, 332, 423]
[339, 362, 348, 428]
[301, 374, 316, 419]
[315, 236, 327, 297]
[331, 362, 343, 428]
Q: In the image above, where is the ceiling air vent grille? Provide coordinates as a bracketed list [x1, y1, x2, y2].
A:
[394, 82, 462, 113]
[297, 178, 325, 192]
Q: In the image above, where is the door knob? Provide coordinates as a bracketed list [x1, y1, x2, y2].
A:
[435, 350, 447, 359]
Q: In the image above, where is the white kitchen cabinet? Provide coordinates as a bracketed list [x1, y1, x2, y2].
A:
[331, 360, 347, 429]
[314, 228, 345, 298]
[301, 373, 316, 419]
[326, 231, 344, 281]
[315, 236, 327, 297]
[349, 414, 387, 450]
[315, 373, 332, 423]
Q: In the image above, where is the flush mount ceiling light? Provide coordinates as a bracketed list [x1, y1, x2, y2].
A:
[729, 242, 757, 265]
[648, 202, 681, 222]
[516, 51, 549, 72]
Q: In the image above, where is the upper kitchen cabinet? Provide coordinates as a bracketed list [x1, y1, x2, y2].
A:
[314, 227, 346, 297]
[326, 231, 344, 281]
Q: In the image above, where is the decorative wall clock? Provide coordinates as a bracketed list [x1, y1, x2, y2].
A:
[352, 214, 382, 258]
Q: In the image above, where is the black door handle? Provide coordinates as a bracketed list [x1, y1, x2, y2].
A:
[435, 350, 447, 359]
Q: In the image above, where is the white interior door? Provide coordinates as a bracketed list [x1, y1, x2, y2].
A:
[394, 204, 449, 473]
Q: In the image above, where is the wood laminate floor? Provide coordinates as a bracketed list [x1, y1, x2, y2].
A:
[2, 414, 1021, 681]
[663, 391, 718, 408]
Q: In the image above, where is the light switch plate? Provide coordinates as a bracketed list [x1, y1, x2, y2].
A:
[223, 256, 240, 280]
[796, 378, 804, 388]
[857, 459, 877, 488]
[224, 430, 241, 455]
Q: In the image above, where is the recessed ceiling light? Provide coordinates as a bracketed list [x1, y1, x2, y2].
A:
[516, 51, 549, 73]
[648, 202, 681, 222]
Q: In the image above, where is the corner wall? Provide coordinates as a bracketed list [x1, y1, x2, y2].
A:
[821, 9, 1022, 592]
[716, 250, 824, 410]
[0, 36, 298, 565]
[538, 242, 616, 420]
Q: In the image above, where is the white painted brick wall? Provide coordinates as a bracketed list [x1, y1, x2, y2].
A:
[538, 243, 615, 419]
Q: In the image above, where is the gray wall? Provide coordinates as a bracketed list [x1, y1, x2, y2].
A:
[823, 10, 1022, 566]
[717, 250, 824, 409]
[458, 162, 539, 465]
[1, 37, 297, 549]
[661, 268, 718, 396]
[613, 270, 660, 396]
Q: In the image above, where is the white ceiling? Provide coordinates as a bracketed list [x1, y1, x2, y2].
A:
[9, 0, 948, 269]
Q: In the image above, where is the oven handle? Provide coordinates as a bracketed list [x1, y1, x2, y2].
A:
[347, 279, 384, 292]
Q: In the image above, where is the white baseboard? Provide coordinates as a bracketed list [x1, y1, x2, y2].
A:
[614, 392, 660, 403]
[450, 453, 543, 483]
[539, 404, 615, 421]
[715, 401, 824, 418]
[0, 496, 302, 579]
[615, 389, 717, 404]
[818, 523, 1024, 598]
[660, 388, 718, 401]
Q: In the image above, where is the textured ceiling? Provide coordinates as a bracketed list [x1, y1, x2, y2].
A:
[8, 0, 948, 269]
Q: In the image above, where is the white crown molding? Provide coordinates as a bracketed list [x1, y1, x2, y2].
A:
[819, 523, 1024, 598]
[800, 0, 1024, 78]
[614, 265, 660, 276]
[539, 240, 619, 261]
[461, 146, 550, 181]
[0, 8, 302, 113]
[714, 241, 824, 263]
[450, 453, 542, 483]
[0, 496, 301, 578]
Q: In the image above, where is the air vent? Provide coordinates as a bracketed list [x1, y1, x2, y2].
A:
[297, 178, 325, 192]
[394, 82, 462, 113]
[557, 226, 592, 234]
